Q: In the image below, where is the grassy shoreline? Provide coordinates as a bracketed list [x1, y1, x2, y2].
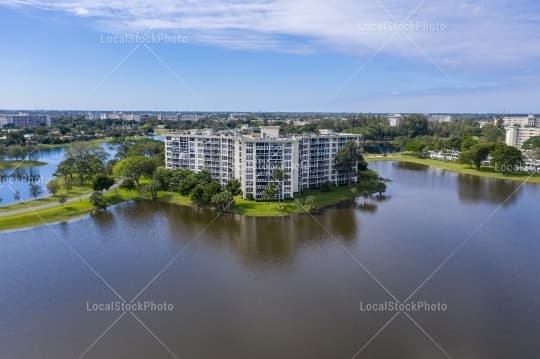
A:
[38, 137, 113, 149]
[0, 160, 47, 169]
[366, 153, 540, 185]
[4, 153, 538, 231]
[0, 185, 359, 231]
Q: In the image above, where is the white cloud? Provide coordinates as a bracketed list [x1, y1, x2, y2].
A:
[2, 0, 540, 69]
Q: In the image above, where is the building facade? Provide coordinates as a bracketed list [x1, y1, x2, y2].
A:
[165, 127, 362, 200]
[501, 114, 540, 128]
[0, 113, 51, 128]
[387, 114, 403, 127]
[428, 114, 454, 123]
[505, 125, 540, 149]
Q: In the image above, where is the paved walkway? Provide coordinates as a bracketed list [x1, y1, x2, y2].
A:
[0, 182, 121, 217]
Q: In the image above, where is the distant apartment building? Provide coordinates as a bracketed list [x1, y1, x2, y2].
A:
[99, 112, 140, 121]
[387, 114, 403, 127]
[428, 114, 454, 123]
[165, 127, 362, 200]
[501, 114, 540, 127]
[0, 113, 51, 128]
[505, 125, 540, 149]
[158, 113, 199, 122]
[478, 119, 497, 128]
[180, 113, 199, 122]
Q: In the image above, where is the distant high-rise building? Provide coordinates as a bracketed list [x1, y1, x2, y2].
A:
[0, 113, 51, 128]
[501, 114, 540, 127]
[387, 114, 403, 127]
[505, 125, 540, 149]
[180, 113, 199, 122]
[428, 114, 454, 123]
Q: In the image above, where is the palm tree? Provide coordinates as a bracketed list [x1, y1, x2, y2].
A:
[272, 168, 285, 201]
[262, 183, 277, 201]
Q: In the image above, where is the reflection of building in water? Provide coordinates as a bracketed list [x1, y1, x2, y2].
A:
[225, 210, 357, 264]
[159, 202, 358, 265]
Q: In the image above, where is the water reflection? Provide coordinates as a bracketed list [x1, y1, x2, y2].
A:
[104, 200, 360, 265]
[0, 145, 114, 205]
[457, 174, 522, 206]
[393, 161, 429, 172]
[3, 161, 540, 359]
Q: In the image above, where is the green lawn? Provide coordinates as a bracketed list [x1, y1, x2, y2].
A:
[0, 200, 95, 231]
[156, 185, 358, 217]
[0, 187, 137, 231]
[0, 179, 94, 213]
[0, 177, 362, 230]
[0, 160, 47, 170]
[366, 153, 540, 184]
[38, 137, 113, 149]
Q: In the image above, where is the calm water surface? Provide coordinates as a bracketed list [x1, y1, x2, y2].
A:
[1, 161, 540, 358]
[0, 144, 115, 205]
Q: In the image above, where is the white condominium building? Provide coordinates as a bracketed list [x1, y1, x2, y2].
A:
[387, 114, 403, 127]
[0, 113, 51, 128]
[501, 114, 540, 128]
[505, 125, 540, 149]
[428, 114, 454, 123]
[165, 129, 237, 186]
[165, 127, 362, 200]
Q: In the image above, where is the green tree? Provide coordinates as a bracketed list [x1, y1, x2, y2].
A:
[126, 140, 164, 159]
[225, 178, 242, 196]
[491, 144, 524, 173]
[113, 156, 157, 184]
[54, 157, 76, 182]
[405, 139, 428, 155]
[64, 178, 73, 194]
[57, 194, 68, 207]
[146, 179, 161, 200]
[93, 175, 115, 193]
[523, 136, 540, 150]
[376, 182, 387, 196]
[357, 153, 369, 172]
[211, 190, 234, 212]
[46, 180, 60, 196]
[262, 183, 277, 201]
[335, 141, 360, 185]
[481, 124, 505, 143]
[459, 143, 493, 170]
[120, 179, 137, 191]
[64, 142, 107, 185]
[398, 114, 429, 138]
[89, 191, 108, 211]
[190, 181, 221, 205]
[460, 136, 479, 152]
[272, 168, 285, 201]
[29, 183, 42, 200]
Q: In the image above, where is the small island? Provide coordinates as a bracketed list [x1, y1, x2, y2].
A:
[0, 159, 47, 170]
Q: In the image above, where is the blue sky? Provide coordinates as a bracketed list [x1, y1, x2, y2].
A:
[1, 0, 540, 113]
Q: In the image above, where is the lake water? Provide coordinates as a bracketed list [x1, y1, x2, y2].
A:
[0, 144, 115, 205]
[1, 161, 539, 358]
